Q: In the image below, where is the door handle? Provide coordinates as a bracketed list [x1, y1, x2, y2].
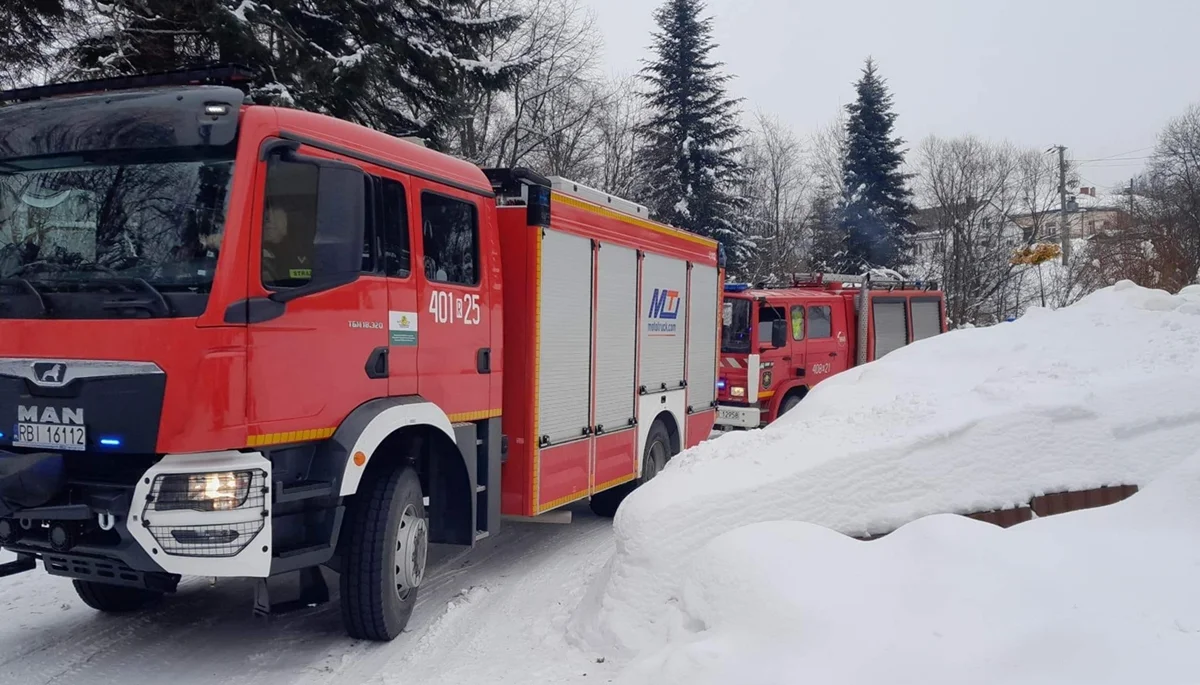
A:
[365, 347, 389, 380]
[829, 352, 837, 358]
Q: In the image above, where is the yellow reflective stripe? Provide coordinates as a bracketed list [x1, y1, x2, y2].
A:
[247, 427, 336, 448]
[551, 192, 719, 249]
[447, 408, 502, 423]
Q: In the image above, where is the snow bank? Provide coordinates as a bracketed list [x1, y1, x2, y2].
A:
[571, 281, 1200, 657]
[614, 454, 1200, 685]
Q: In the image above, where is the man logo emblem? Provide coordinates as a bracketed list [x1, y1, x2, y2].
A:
[32, 362, 67, 386]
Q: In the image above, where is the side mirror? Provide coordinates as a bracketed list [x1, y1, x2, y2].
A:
[771, 319, 788, 349]
[313, 164, 366, 280]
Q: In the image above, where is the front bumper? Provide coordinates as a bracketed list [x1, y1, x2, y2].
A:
[714, 403, 762, 429]
[0, 449, 273, 583]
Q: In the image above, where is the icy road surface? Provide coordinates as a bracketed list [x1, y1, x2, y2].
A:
[0, 503, 617, 685]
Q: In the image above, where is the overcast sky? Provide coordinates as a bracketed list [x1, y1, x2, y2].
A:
[586, 0, 1200, 191]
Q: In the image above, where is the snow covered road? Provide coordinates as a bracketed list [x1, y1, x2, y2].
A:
[0, 503, 617, 685]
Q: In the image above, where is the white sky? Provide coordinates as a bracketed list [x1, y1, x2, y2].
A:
[586, 0, 1200, 191]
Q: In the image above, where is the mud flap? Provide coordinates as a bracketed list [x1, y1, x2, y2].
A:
[252, 567, 330, 618]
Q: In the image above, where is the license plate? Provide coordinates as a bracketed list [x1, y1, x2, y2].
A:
[718, 409, 742, 422]
[13, 423, 87, 451]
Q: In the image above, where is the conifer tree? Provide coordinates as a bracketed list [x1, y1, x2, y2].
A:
[837, 57, 916, 271]
[639, 0, 752, 271]
[52, 0, 524, 146]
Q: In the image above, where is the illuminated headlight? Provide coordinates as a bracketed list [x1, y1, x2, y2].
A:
[731, 386, 746, 398]
[151, 471, 257, 512]
[144, 469, 268, 558]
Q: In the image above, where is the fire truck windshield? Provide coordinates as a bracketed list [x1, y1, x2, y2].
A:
[721, 298, 752, 353]
[0, 154, 234, 295]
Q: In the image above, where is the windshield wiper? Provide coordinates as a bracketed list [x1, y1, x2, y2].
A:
[0, 277, 50, 317]
[93, 277, 175, 318]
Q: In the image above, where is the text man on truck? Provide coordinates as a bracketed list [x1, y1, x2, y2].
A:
[0, 67, 723, 641]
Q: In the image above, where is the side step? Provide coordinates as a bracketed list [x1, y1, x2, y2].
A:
[0, 553, 35, 578]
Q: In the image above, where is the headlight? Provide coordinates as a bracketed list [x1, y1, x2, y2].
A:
[731, 386, 746, 398]
[152, 471, 253, 512]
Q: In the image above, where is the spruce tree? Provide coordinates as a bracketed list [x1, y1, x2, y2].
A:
[837, 58, 916, 272]
[51, 0, 524, 147]
[639, 0, 752, 272]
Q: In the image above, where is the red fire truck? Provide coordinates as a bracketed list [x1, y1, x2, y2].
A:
[715, 273, 946, 429]
[0, 67, 722, 641]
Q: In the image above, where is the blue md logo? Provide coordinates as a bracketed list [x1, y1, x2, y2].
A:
[647, 288, 680, 336]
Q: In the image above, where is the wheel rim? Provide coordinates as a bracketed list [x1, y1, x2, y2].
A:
[645, 439, 667, 481]
[394, 504, 428, 600]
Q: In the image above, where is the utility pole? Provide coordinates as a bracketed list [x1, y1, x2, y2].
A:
[1051, 145, 1071, 263]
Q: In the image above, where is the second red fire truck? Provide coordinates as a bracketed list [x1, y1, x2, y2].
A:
[715, 273, 947, 429]
[0, 67, 722, 641]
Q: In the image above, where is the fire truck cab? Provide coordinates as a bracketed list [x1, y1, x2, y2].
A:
[716, 273, 947, 429]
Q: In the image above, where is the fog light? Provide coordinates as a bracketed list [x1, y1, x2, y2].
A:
[150, 521, 262, 557]
[731, 386, 746, 398]
[48, 523, 74, 552]
[152, 471, 255, 512]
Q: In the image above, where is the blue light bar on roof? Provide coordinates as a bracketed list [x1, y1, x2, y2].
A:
[724, 283, 750, 293]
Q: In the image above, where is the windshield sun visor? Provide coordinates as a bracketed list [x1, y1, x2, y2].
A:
[0, 86, 242, 166]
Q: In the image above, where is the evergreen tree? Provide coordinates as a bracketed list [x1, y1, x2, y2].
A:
[639, 0, 752, 272]
[837, 58, 916, 271]
[0, 0, 73, 86]
[52, 0, 524, 147]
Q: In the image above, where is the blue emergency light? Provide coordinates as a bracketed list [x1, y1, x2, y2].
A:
[724, 283, 750, 293]
[99, 437, 123, 448]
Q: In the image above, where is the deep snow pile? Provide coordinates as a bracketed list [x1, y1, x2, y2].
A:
[613, 454, 1200, 685]
[570, 281, 1200, 659]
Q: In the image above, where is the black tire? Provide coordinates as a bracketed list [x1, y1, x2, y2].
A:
[73, 580, 161, 613]
[778, 393, 803, 417]
[340, 464, 428, 641]
[589, 421, 673, 518]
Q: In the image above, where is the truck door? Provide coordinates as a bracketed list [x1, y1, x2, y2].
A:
[804, 301, 849, 384]
[245, 149, 389, 435]
[411, 181, 494, 419]
[374, 172, 419, 396]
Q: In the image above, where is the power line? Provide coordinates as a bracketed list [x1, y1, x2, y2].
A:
[1072, 146, 1155, 163]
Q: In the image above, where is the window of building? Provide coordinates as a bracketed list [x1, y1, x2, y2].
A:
[421, 192, 479, 285]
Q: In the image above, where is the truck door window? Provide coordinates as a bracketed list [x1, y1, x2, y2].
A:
[420, 192, 478, 285]
[872, 299, 909, 358]
[261, 159, 318, 289]
[911, 298, 943, 341]
[380, 178, 411, 277]
[790, 306, 805, 340]
[808, 305, 832, 339]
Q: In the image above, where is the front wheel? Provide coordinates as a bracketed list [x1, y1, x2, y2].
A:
[341, 464, 428, 641]
[73, 580, 161, 613]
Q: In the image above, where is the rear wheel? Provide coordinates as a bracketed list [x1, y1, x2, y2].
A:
[589, 421, 673, 518]
[73, 580, 161, 613]
[340, 464, 428, 641]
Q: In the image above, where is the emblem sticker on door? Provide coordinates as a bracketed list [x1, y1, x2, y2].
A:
[389, 311, 419, 346]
